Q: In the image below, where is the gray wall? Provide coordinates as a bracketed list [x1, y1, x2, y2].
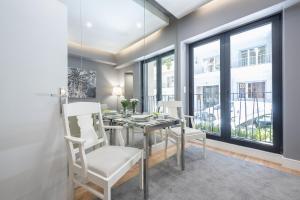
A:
[283, 3, 300, 160]
[68, 55, 119, 110]
[116, 21, 177, 65]
[0, 0, 68, 199]
[117, 63, 142, 112]
[124, 73, 134, 99]
[115, 0, 286, 66]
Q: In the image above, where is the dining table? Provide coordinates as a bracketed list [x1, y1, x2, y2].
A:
[103, 114, 185, 200]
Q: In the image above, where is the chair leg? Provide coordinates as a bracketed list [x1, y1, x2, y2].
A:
[68, 166, 74, 200]
[176, 139, 181, 166]
[164, 133, 169, 159]
[104, 185, 111, 200]
[203, 137, 206, 159]
[139, 151, 144, 190]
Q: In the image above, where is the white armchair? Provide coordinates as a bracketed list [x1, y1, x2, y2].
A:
[158, 101, 206, 166]
[63, 102, 143, 200]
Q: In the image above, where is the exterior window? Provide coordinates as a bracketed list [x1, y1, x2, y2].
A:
[258, 46, 266, 64]
[249, 48, 256, 65]
[248, 82, 265, 98]
[240, 50, 248, 66]
[238, 82, 266, 99]
[239, 45, 268, 67]
[238, 83, 246, 98]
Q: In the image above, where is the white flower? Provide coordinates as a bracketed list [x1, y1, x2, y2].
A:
[130, 98, 139, 103]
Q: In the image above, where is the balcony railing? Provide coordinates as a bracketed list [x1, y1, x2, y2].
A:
[194, 92, 273, 144]
[145, 93, 273, 144]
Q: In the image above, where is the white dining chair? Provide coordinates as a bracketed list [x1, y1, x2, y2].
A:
[158, 101, 206, 166]
[63, 102, 143, 200]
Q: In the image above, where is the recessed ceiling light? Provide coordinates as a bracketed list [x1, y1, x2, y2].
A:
[86, 21, 93, 28]
[136, 22, 142, 29]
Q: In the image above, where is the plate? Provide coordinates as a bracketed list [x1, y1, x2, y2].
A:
[131, 115, 151, 122]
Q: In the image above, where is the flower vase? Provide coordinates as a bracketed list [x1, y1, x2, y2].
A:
[123, 107, 127, 117]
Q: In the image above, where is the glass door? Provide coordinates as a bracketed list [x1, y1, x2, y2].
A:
[142, 50, 175, 113]
[230, 24, 273, 144]
[161, 53, 175, 101]
[143, 59, 157, 113]
[189, 14, 282, 152]
[191, 39, 221, 135]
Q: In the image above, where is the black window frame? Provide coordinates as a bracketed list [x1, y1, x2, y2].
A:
[188, 13, 282, 153]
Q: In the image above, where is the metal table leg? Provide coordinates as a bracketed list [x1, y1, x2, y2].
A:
[126, 125, 130, 146]
[143, 129, 149, 200]
[181, 120, 185, 171]
[149, 133, 152, 156]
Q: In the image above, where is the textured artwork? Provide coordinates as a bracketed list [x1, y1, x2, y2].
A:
[68, 68, 96, 98]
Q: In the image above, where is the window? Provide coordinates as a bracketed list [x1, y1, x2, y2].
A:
[239, 45, 268, 67]
[143, 60, 157, 113]
[192, 40, 221, 135]
[240, 50, 248, 66]
[189, 14, 282, 153]
[238, 82, 266, 99]
[247, 82, 265, 98]
[249, 48, 256, 65]
[238, 83, 246, 98]
[142, 51, 175, 112]
[258, 46, 267, 64]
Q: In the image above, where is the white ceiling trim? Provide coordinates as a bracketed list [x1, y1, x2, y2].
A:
[154, 0, 212, 19]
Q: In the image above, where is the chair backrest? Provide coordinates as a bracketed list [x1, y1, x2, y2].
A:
[158, 101, 183, 118]
[63, 102, 108, 150]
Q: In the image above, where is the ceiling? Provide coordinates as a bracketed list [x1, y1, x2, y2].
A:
[154, 0, 212, 19]
[66, 0, 169, 54]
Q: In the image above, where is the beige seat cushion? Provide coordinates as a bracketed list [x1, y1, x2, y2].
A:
[77, 146, 140, 178]
[170, 127, 206, 137]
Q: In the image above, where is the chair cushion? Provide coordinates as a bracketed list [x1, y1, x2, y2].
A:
[76, 146, 140, 178]
[170, 127, 206, 137]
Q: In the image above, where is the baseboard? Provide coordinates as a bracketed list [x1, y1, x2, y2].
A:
[149, 137, 300, 171]
[281, 157, 300, 171]
[206, 139, 300, 171]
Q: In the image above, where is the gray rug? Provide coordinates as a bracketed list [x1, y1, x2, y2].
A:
[112, 147, 300, 200]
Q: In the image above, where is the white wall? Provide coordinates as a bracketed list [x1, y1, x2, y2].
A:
[0, 0, 68, 199]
